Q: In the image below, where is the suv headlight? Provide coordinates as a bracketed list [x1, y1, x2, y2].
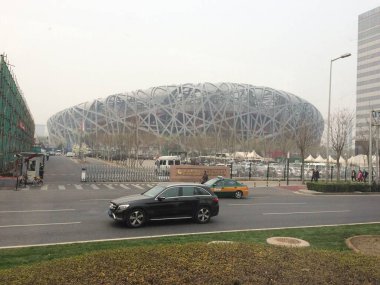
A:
[117, 204, 130, 211]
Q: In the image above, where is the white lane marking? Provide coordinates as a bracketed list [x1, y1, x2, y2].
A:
[119, 184, 130, 190]
[91, 184, 99, 190]
[263, 210, 351, 215]
[104, 184, 115, 189]
[132, 184, 144, 190]
[74, 184, 83, 190]
[229, 202, 307, 206]
[58, 185, 66, 190]
[79, 199, 112, 201]
[0, 222, 81, 228]
[147, 184, 154, 188]
[1, 221, 378, 250]
[41, 185, 48, 190]
[0, 209, 76, 214]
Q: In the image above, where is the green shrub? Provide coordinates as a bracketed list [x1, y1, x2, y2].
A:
[306, 181, 380, 192]
[0, 243, 379, 285]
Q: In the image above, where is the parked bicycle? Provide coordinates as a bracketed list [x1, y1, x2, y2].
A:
[18, 175, 43, 186]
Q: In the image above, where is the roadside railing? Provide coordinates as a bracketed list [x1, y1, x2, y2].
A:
[81, 164, 169, 182]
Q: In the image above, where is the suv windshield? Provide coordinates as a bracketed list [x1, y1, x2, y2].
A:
[143, 185, 165, 197]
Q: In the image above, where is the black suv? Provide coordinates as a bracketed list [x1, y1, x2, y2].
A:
[108, 183, 219, 228]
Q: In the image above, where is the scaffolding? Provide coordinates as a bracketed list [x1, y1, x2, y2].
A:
[0, 54, 35, 174]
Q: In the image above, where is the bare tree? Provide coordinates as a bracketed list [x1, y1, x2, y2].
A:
[329, 109, 354, 180]
[295, 120, 319, 183]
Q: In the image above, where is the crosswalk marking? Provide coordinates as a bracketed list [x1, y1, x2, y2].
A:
[15, 183, 154, 192]
[132, 184, 144, 190]
[119, 184, 130, 190]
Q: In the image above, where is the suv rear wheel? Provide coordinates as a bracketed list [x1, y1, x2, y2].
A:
[194, 206, 211, 224]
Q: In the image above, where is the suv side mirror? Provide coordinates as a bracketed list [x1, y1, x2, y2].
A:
[157, 196, 166, 201]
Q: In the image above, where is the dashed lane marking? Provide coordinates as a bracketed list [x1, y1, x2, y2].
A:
[0, 222, 81, 228]
[91, 184, 100, 190]
[104, 184, 115, 190]
[0, 209, 76, 213]
[263, 210, 351, 215]
[41, 185, 48, 191]
[58, 185, 66, 190]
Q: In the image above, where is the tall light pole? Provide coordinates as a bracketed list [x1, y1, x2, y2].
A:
[326, 53, 351, 182]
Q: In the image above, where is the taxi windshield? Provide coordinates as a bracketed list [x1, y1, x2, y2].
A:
[204, 178, 221, 186]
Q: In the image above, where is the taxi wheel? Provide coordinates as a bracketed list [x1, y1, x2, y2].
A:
[234, 190, 243, 199]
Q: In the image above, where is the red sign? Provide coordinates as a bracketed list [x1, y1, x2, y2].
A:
[18, 121, 26, 131]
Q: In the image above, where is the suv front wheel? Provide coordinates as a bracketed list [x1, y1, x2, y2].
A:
[125, 209, 146, 228]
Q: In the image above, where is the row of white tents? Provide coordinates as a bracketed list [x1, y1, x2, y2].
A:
[305, 154, 377, 167]
[231, 152, 374, 167]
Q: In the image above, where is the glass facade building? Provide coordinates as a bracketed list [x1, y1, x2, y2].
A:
[47, 82, 324, 148]
[356, 6, 380, 153]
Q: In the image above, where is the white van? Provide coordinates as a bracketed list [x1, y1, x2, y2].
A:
[155, 155, 181, 175]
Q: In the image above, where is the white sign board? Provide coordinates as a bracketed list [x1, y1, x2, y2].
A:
[372, 110, 380, 126]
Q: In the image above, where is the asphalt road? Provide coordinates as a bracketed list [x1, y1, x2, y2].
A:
[0, 155, 379, 248]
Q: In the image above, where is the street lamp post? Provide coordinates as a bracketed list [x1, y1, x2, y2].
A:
[326, 53, 351, 182]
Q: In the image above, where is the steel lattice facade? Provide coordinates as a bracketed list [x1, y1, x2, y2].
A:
[47, 82, 324, 147]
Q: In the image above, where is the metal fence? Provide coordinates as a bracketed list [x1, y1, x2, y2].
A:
[81, 162, 364, 183]
[230, 162, 362, 182]
[82, 164, 170, 182]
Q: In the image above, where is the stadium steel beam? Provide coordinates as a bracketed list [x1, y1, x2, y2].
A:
[48, 82, 324, 150]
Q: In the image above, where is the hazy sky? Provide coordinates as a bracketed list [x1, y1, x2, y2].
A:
[1, 0, 379, 125]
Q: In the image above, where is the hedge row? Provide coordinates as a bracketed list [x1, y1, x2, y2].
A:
[306, 182, 380, 192]
[1, 243, 379, 284]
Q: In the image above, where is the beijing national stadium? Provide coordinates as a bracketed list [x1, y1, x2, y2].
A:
[47, 82, 324, 148]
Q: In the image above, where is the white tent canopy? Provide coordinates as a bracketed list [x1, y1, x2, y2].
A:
[233, 151, 263, 160]
[248, 150, 263, 159]
[328, 155, 337, 164]
[347, 155, 376, 167]
[305, 155, 315, 162]
[314, 155, 326, 163]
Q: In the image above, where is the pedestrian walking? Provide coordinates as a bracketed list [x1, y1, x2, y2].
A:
[311, 169, 316, 181]
[363, 169, 368, 182]
[351, 169, 356, 181]
[357, 170, 363, 182]
[201, 170, 209, 184]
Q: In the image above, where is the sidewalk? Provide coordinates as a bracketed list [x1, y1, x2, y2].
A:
[0, 176, 17, 190]
[240, 179, 307, 190]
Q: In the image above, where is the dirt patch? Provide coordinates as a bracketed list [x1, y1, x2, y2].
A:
[267, 237, 310, 247]
[346, 235, 380, 257]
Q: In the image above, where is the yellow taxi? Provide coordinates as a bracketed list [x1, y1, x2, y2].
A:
[204, 176, 249, 199]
